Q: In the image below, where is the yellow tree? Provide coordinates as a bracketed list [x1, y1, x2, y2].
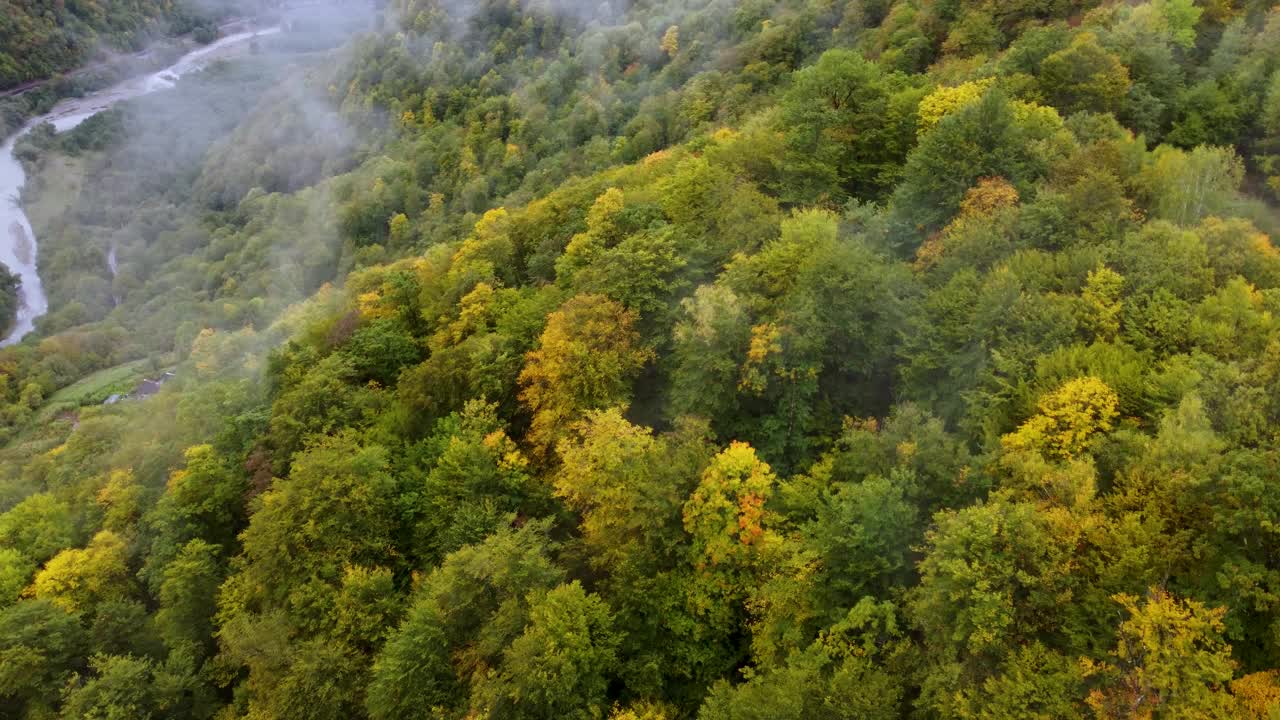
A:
[27, 531, 135, 612]
[681, 441, 781, 640]
[917, 78, 995, 136]
[1084, 589, 1237, 719]
[915, 176, 1020, 270]
[683, 441, 778, 571]
[388, 212, 412, 248]
[612, 701, 673, 720]
[519, 294, 652, 460]
[1233, 670, 1280, 719]
[1002, 376, 1120, 461]
[660, 26, 679, 58]
[556, 410, 668, 569]
[1081, 267, 1124, 342]
[556, 188, 625, 282]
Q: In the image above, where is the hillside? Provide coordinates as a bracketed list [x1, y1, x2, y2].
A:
[4, 0, 1280, 718]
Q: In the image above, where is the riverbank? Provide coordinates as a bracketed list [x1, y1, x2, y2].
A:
[0, 26, 285, 347]
[0, 16, 280, 143]
[0, 258, 18, 338]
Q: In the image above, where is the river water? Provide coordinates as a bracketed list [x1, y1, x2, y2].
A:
[0, 27, 281, 347]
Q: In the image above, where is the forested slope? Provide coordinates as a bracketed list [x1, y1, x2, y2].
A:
[5, 0, 1280, 718]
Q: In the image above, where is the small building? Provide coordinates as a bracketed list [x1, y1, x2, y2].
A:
[103, 370, 176, 405]
[131, 371, 176, 400]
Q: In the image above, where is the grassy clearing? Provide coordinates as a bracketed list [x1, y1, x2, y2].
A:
[35, 358, 155, 421]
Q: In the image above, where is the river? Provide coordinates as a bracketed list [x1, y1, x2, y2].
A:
[0, 26, 281, 347]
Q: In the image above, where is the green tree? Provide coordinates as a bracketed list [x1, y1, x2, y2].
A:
[954, 643, 1087, 719]
[266, 350, 380, 466]
[59, 654, 158, 720]
[470, 581, 620, 720]
[1039, 32, 1132, 115]
[911, 496, 1081, 715]
[0, 599, 85, 716]
[219, 433, 397, 628]
[1190, 278, 1275, 360]
[781, 49, 921, 201]
[1139, 145, 1243, 226]
[0, 264, 19, 337]
[668, 285, 753, 431]
[0, 549, 35, 606]
[699, 599, 907, 720]
[402, 400, 545, 564]
[154, 540, 223, 659]
[142, 444, 246, 590]
[1154, 0, 1203, 49]
[806, 475, 918, 610]
[889, 89, 1060, 246]
[366, 522, 563, 720]
[341, 317, 422, 386]
[0, 492, 76, 563]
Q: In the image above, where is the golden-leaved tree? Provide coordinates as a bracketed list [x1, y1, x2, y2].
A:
[519, 294, 652, 460]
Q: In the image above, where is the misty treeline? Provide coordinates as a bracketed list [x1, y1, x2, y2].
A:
[6, 0, 1280, 717]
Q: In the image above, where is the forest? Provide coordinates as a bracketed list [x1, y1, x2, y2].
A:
[5, 0, 1280, 717]
[0, 263, 17, 336]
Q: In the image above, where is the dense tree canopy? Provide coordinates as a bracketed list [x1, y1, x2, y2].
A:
[5, 0, 1280, 718]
